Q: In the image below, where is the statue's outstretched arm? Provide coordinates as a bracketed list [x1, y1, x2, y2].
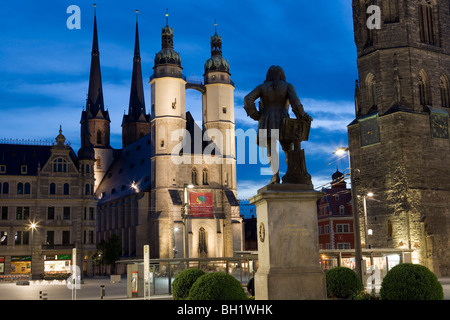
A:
[244, 85, 262, 121]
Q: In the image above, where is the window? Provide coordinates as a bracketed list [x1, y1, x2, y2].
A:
[198, 227, 208, 257]
[0, 165, 6, 173]
[324, 225, 330, 234]
[16, 207, 30, 220]
[62, 231, 70, 245]
[85, 164, 90, 174]
[384, 0, 399, 23]
[53, 158, 67, 172]
[386, 219, 393, 238]
[89, 207, 95, 220]
[318, 226, 323, 235]
[63, 207, 70, 220]
[202, 169, 208, 185]
[89, 231, 94, 244]
[337, 243, 351, 249]
[2, 182, 8, 194]
[418, 0, 437, 45]
[337, 224, 350, 233]
[46, 231, 54, 245]
[24, 183, 30, 195]
[339, 205, 345, 215]
[96, 157, 101, 169]
[47, 207, 55, 220]
[15, 231, 29, 245]
[191, 168, 198, 185]
[440, 75, 450, 108]
[20, 165, 27, 174]
[85, 184, 91, 195]
[63, 183, 69, 195]
[418, 70, 431, 106]
[0, 231, 7, 246]
[365, 73, 377, 108]
[1, 207, 8, 220]
[17, 182, 23, 195]
[49, 183, 56, 195]
[97, 130, 102, 145]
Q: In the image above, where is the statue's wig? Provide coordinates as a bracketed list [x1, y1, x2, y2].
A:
[265, 65, 286, 84]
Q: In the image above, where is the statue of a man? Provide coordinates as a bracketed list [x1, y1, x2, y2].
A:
[244, 65, 311, 185]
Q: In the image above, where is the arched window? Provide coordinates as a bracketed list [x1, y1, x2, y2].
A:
[17, 182, 23, 195]
[384, 0, 399, 23]
[2, 182, 9, 194]
[24, 183, 31, 195]
[63, 183, 69, 195]
[49, 183, 56, 195]
[97, 130, 102, 145]
[418, 0, 437, 45]
[198, 227, 208, 257]
[418, 69, 431, 106]
[191, 168, 198, 185]
[365, 73, 377, 108]
[202, 169, 209, 185]
[53, 158, 67, 172]
[440, 75, 450, 108]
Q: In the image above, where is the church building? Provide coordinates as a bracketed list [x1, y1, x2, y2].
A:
[91, 10, 242, 260]
[349, 0, 450, 276]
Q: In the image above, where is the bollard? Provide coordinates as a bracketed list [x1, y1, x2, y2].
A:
[39, 290, 48, 300]
[100, 285, 105, 299]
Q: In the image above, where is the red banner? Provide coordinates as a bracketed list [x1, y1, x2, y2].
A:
[189, 192, 213, 217]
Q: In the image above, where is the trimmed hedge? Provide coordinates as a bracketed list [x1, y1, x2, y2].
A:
[172, 268, 205, 300]
[187, 272, 248, 300]
[380, 263, 443, 300]
[326, 267, 363, 299]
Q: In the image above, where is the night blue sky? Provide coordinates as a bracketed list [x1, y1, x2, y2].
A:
[0, 0, 358, 199]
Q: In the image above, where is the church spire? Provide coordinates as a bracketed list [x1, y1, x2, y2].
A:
[86, 4, 107, 119]
[124, 10, 146, 123]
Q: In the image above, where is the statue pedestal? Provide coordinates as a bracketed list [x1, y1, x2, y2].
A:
[249, 184, 326, 300]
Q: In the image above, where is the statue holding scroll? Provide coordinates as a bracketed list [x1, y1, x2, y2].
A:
[244, 65, 312, 186]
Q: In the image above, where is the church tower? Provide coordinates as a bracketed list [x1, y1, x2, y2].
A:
[149, 11, 187, 258]
[203, 21, 236, 162]
[82, 5, 114, 190]
[122, 11, 151, 147]
[349, 0, 450, 276]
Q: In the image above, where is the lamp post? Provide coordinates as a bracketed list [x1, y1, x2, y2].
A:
[362, 192, 374, 249]
[334, 147, 363, 283]
[182, 184, 194, 259]
[29, 221, 37, 279]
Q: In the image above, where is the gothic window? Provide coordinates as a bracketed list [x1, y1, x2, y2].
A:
[440, 75, 450, 108]
[198, 227, 208, 257]
[386, 219, 393, 238]
[418, 70, 432, 106]
[365, 73, 377, 108]
[384, 0, 399, 23]
[202, 169, 209, 185]
[191, 168, 198, 185]
[97, 130, 102, 145]
[418, 0, 438, 45]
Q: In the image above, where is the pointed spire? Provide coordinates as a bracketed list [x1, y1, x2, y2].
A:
[78, 108, 95, 160]
[86, 4, 106, 119]
[124, 9, 146, 123]
[211, 20, 222, 57]
[166, 8, 169, 26]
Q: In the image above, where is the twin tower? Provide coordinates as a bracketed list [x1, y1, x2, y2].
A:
[80, 9, 236, 188]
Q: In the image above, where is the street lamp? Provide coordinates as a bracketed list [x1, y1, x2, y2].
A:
[29, 221, 37, 279]
[182, 184, 194, 259]
[334, 146, 363, 283]
[362, 192, 374, 249]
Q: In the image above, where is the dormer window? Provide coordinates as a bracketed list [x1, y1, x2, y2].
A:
[53, 158, 67, 172]
[0, 165, 5, 174]
[21, 165, 27, 174]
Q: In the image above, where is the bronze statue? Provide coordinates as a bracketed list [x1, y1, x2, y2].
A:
[244, 65, 312, 186]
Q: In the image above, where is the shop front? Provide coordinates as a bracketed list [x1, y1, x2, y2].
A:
[11, 256, 31, 274]
[44, 254, 72, 276]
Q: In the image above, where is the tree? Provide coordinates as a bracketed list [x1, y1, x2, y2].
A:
[93, 235, 121, 275]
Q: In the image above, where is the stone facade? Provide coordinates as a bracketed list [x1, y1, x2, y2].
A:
[349, 0, 450, 276]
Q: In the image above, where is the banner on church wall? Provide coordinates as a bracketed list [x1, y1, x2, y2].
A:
[189, 192, 213, 218]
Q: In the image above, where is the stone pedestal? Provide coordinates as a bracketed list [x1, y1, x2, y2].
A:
[249, 184, 326, 300]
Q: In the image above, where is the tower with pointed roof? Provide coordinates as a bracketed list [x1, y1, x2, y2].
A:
[81, 5, 114, 190]
[122, 11, 151, 148]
